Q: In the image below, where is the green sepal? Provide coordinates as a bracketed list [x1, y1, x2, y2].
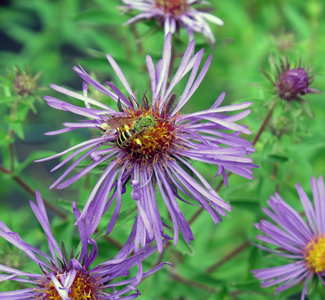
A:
[60, 240, 70, 265]
[117, 97, 124, 112]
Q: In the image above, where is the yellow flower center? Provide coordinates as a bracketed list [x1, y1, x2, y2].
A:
[120, 107, 182, 167]
[156, 0, 187, 15]
[305, 235, 325, 273]
[36, 270, 99, 300]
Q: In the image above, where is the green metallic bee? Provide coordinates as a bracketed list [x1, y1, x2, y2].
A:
[100, 115, 156, 149]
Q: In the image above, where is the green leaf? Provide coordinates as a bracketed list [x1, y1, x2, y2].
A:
[25, 98, 37, 114]
[0, 76, 13, 86]
[301, 102, 315, 119]
[229, 200, 261, 215]
[245, 244, 261, 280]
[184, 265, 226, 287]
[267, 154, 289, 163]
[60, 240, 70, 264]
[175, 237, 195, 256]
[12, 150, 56, 176]
[135, 25, 160, 43]
[73, 8, 114, 23]
[230, 279, 263, 291]
[55, 198, 83, 212]
[15, 102, 31, 121]
[214, 285, 229, 300]
[0, 97, 16, 104]
[0, 132, 14, 147]
[4, 116, 24, 139]
[283, 4, 311, 39]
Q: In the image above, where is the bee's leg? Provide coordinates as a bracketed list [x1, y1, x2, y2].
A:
[135, 138, 142, 149]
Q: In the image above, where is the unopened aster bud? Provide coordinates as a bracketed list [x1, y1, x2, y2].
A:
[9, 66, 42, 99]
[269, 115, 291, 137]
[272, 57, 320, 101]
[273, 32, 295, 52]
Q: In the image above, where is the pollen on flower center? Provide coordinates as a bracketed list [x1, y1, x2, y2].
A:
[156, 0, 187, 15]
[121, 107, 180, 166]
[37, 270, 99, 300]
[305, 234, 325, 273]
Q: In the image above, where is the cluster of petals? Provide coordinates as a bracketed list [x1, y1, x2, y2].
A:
[36, 32, 257, 252]
[0, 191, 169, 299]
[251, 176, 325, 299]
[120, 0, 224, 43]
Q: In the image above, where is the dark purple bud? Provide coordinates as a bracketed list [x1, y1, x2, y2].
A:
[262, 57, 321, 101]
[276, 67, 311, 101]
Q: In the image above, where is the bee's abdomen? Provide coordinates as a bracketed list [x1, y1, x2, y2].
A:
[117, 129, 135, 149]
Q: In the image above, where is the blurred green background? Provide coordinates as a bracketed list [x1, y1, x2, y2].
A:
[0, 0, 324, 299]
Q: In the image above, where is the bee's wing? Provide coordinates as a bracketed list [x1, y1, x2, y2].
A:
[105, 116, 139, 130]
[119, 127, 146, 148]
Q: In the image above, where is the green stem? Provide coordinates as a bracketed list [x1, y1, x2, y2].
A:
[205, 241, 250, 274]
[0, 165, 67, 220]
[131, 24, 144, 55]
[8, 99, 18, 171]
[252, 102, 277, 146]
[170, 270, 218, 293]
[9, 130, 15, 172]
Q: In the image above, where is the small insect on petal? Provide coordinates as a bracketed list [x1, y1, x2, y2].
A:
[100, 123, 109, 131]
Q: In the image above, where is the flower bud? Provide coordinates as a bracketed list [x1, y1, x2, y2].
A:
[262, 57, 321, 102]
[275, 58, 313, 101]
[9, 66, 41, 99]
[269, 115, 291, 137]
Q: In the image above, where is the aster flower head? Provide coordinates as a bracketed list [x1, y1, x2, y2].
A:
[262, 56, 321, 102]
[36, 33, 257, 253]
[120, 0, 224, 43]
[0, 191, 169, 299]
[251, 176, 325, 299]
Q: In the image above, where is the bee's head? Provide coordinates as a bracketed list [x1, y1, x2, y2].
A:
[136, 115, 156, 130]
[145, 115, 156, 126]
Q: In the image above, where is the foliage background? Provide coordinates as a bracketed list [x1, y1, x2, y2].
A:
[0, 0, 324, 299]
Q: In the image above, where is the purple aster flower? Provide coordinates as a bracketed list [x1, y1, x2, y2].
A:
[36, 33, 257, 252]
[251, 176, 325, 299]
[0, 191, 169, 299]
[262, 56, 321, 101]
[119, 0, 224, 43]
